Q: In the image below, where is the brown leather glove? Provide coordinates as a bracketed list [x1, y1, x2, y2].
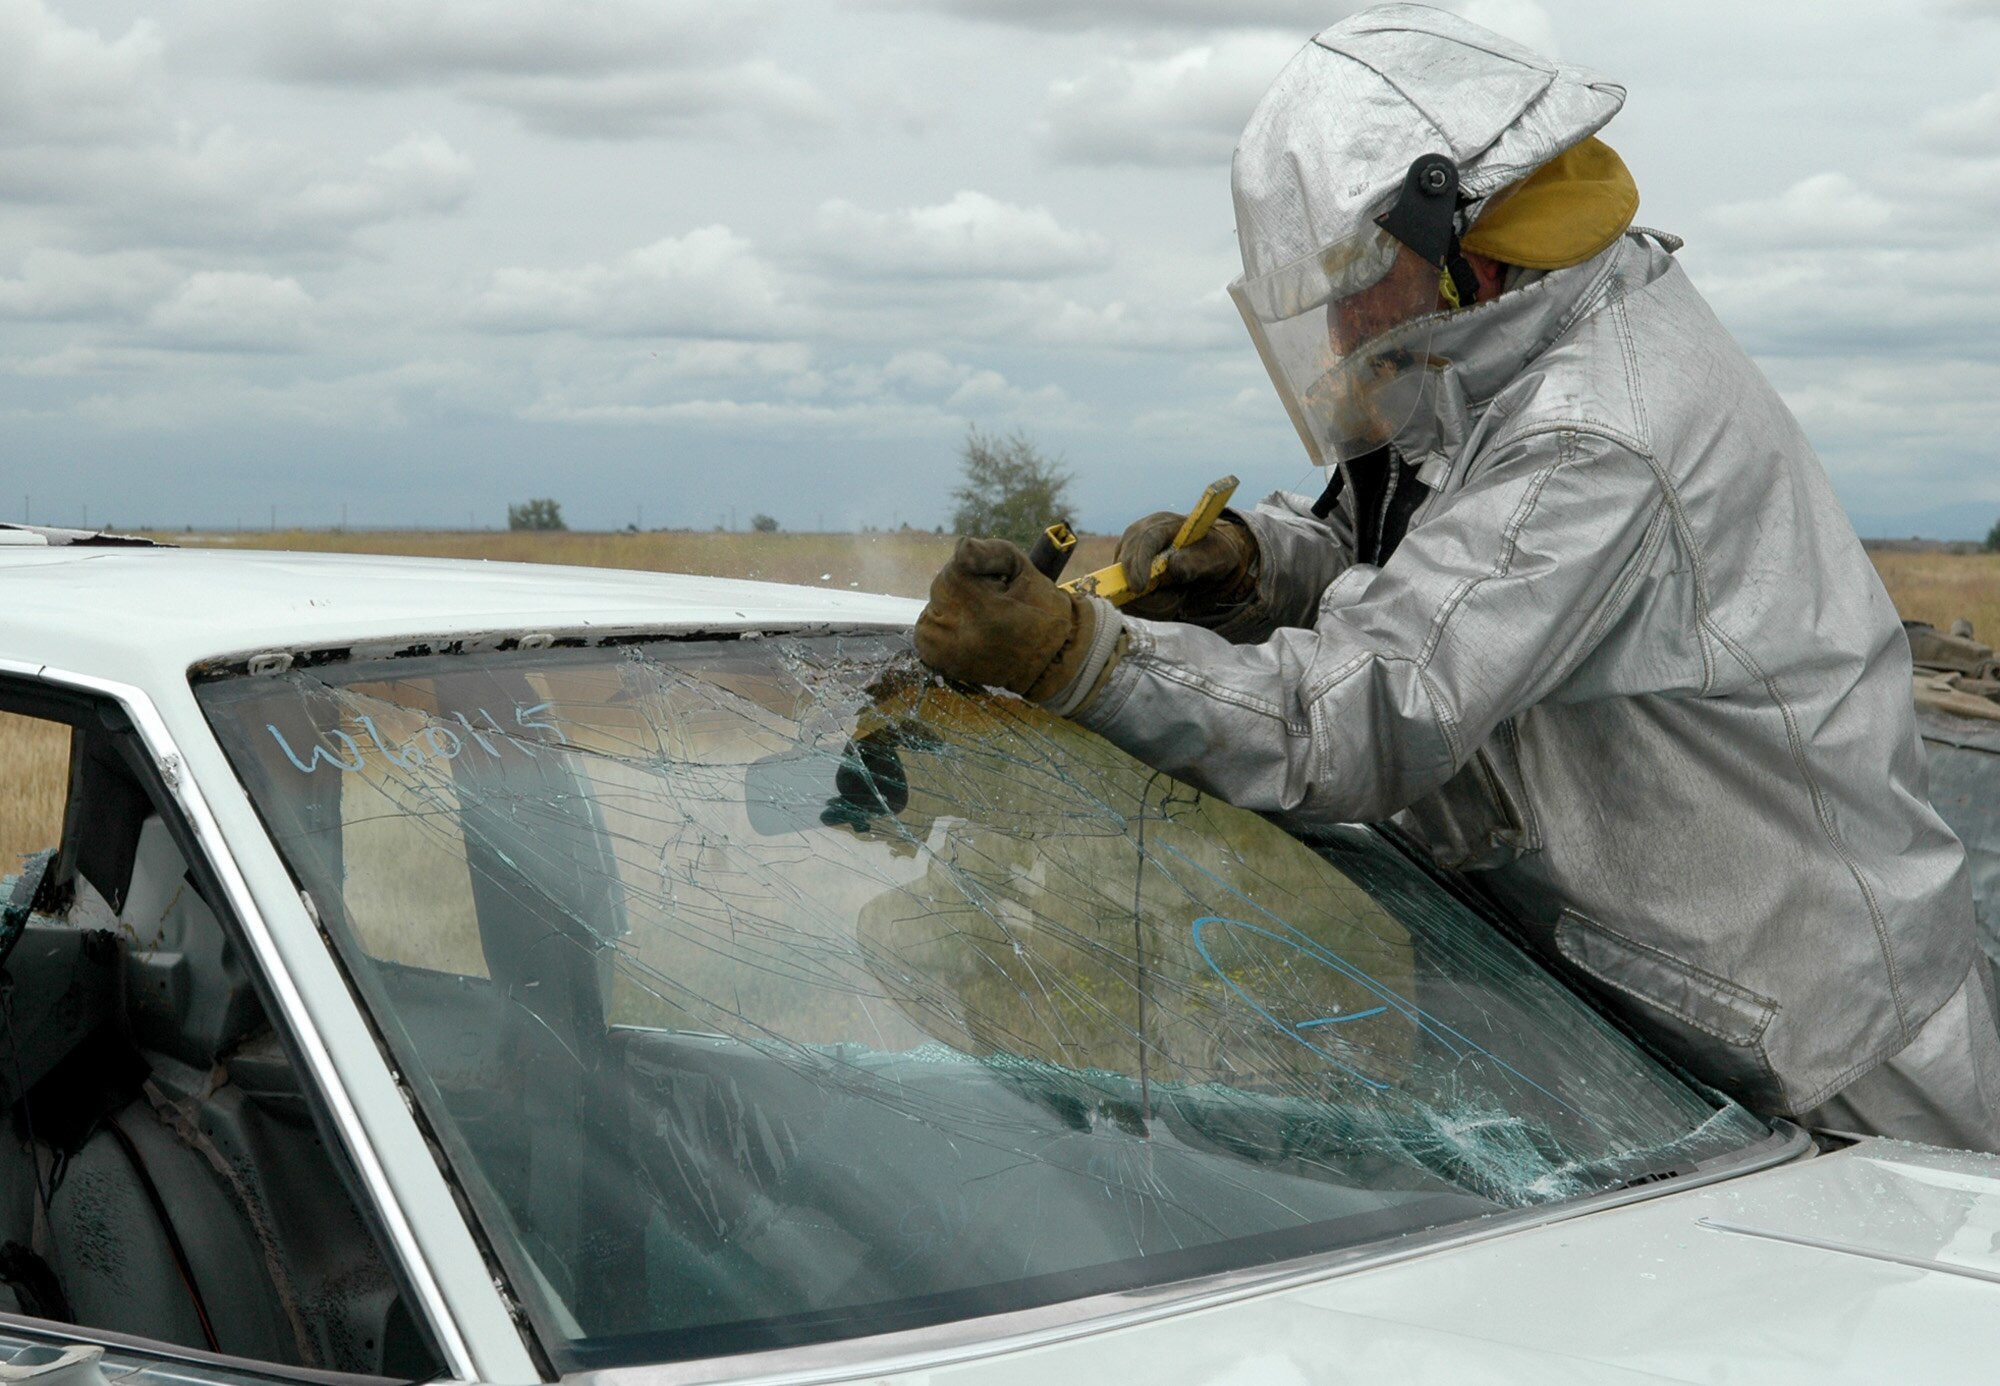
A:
[1115, 509, 1259, 624]
[915, 537, 1109, 708]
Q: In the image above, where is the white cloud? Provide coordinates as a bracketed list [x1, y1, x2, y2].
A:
[520, 394, 958, 435]
[3, 0, 1992, 540]
[810, 191, 1111, 280]
[0, 0, 162, 144]
[467, 62, 829, 140]
[68, 358, 493, 431]
[1034, 3, 1557, 168]
[875, 0, 1545, 47]
[1013, 283, 1241, 353]
[636, 340, 817, 381]
[1448, 0, 1557, 57]
[1131, 356, 1296, 445]
[4, 126, 477, 254]
[1700, 244, 2000, 366]
[870, 0, 1352, 33]
[789, 228, 1235, 356]
[1707, 172, 1898, 249]
[1678, 119, 2000, 526]
[1919, 90, 2000, 155]
[0, 3, 474, 258]
[828, 350, 1073, 413]
[213, 0, 745, 83]
[1771, 355, 2000, 510]
[207, 0, 828, 140]
[516, 342, 1078, 439]
[0, 250, 177, 322]
[468, 227, 791, 337]
[295, 134, 475, 227]
[1041, 35, 1302, 167]
[146, 271, 316, 351]
[1, 344, 164, 378]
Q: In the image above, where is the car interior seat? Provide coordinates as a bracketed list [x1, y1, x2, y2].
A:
[0, 710, 435, 1377]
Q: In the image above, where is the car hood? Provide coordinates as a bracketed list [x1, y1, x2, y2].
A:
[803, 1137, 2000, 1385]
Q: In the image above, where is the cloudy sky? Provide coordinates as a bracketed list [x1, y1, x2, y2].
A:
[4, 0, 1998, 537]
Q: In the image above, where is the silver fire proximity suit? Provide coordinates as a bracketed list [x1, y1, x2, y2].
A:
[1068, 7, 2000, 1141]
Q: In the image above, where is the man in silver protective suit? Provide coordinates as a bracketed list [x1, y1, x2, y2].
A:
[913, 4, 2000, 1149]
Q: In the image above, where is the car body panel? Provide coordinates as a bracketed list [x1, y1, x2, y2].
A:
[1285, 1138, 2000, 1385]
[592, 1139, 1993, 1386]
[0, 548, 920, 683]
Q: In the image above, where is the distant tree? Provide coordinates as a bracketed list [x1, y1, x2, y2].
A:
[508, 498, 566, 532]
[1986, 516, 2000, 553]
[750, 513, 780, 533]
[947, 426, 1075, 549]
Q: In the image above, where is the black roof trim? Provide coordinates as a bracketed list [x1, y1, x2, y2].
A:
[0, 524, 168, 548]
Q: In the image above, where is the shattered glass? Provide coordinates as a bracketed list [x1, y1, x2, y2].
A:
[194, 634, 1767, 1368]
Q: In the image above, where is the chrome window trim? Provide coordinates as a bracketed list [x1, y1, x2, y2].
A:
[570, 1124, 1808, 1386]
[0, 659, 484, 1382]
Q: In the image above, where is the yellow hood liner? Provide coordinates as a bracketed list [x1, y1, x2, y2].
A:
[1460, 137, 1640, 271]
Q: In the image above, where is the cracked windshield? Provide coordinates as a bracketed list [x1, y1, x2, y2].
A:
[195, 634, 1765, 1366]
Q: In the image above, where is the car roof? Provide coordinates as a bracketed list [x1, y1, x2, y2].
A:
[0, 546, 922, 686]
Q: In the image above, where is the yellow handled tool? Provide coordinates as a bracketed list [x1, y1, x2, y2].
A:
[1061, 475, 1239, 606]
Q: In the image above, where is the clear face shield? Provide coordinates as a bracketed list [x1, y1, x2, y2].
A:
[1230, 154, 1472, 472]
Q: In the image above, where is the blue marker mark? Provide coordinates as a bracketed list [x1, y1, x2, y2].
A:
[1139, 831, 1576, 1114]
[266, 724, 365, 774]
[1183, 886, 1571, 1114]
[1297, 1009, 1388, 1028]
[268, 701, 570, 777]
[1193, 916, 1394, 1090]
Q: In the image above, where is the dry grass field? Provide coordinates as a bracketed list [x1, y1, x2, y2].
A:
[1867, 549, 2000, 645]
[173, 529, 1993, 633]
[170, 527, 1119, 601]
[0, 713, 69, 879]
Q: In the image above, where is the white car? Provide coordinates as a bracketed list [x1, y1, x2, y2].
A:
[1, 529, 1996, 1386]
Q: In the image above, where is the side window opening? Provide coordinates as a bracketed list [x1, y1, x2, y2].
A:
[0, 689, 444, 1380]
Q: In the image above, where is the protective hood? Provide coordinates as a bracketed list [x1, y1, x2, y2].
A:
[1230, 4, 1627, 469]
[1233, 5, 1627, 287]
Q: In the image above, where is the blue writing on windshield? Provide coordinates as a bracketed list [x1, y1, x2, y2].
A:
[267, 702, 567, 774]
